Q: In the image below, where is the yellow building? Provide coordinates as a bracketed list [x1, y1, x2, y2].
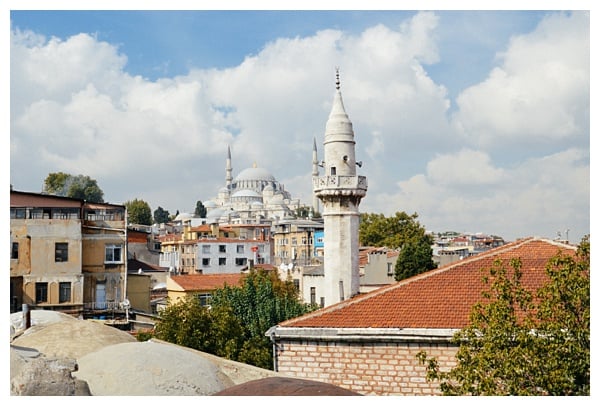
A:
[10, 189, 127, 319]
[166, 273, 243, 305]
[10, 191, 84, 315]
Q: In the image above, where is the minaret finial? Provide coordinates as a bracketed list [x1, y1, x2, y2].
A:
[335, 67, 340, 90]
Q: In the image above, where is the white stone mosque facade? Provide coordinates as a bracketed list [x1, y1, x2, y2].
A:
[201, 147, 303, 224]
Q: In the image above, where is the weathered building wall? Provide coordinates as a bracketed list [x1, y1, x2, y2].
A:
[275, 340, 457, 395]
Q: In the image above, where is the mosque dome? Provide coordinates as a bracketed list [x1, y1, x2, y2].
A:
[206, 208, 227, 220]
[174, 212, 193, 221]
[204, 200, 218, 209]
[235, 167, 276, 182]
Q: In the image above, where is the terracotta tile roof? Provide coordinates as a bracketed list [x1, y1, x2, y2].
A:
[281, 237, 577, 329]
[169, 273, 243, 291]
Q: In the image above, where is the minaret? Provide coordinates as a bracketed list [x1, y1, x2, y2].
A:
[225, 146, 233, 188]
[311, 137, 320, 215]
[313, 68, 367, 306]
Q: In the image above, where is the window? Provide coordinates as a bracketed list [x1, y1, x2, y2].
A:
[55, 242, 68, 262]
[219, 258, 226, 266]
[235, 258, 247, 266]
[11, 242, 18, 260]
[291, 238, 297, 246]
[219, 245, 226, 253]
[202, 245, 211, 254]
[36, 282, 48, 303]
[202, 258, 210, 266]
[331, 167, 336, 176]
[196, 293, 212, 307]
[293, 279, 300, 291]
[59, 282, 71, 303]
[387, 263, 394, 276]
[236, 245, 244, 254]
[310, 287, 316, 305]
[105, 244, 123, 263]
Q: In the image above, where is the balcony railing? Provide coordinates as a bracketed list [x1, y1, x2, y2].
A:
[313, 175, 368, 190]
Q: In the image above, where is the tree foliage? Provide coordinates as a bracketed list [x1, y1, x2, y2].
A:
[417, 236, 590, 395]
[153, 295, 244, 360]
[153, 206, 170, 224]
[153, 268, 318, 370]
[210, 268, 319, 369]
[394, 233, 436, 281]
[43, 172, 104, 203]
[360, 211, 436, 280]
[124, 198, 153, 225]
[359, 211, 426, 248]
[195, 201, 207, 218]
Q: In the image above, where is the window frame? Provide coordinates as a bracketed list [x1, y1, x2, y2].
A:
[59, 282, 71, 303]
[55, 242, 69, 262]
[36, 282, 48, 303]
[11, 242, 19, 260]
[105, 244, 123, 264]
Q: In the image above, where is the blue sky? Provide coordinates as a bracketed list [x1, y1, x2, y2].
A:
[5, 3, 592, 243]
[10, 10, 547, 100]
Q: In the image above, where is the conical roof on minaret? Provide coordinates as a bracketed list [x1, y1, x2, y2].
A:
[325, 69, 355, 143]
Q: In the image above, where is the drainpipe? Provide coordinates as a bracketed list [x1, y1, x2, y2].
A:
[23, 303, 31, 329]
[124, 207, 129, 323]
[267, 326, 279, 372]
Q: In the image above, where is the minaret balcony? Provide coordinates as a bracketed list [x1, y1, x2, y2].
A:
[313, 175, 368, 196]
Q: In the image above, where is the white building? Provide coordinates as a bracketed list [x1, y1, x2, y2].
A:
[202, 148, 303, 224]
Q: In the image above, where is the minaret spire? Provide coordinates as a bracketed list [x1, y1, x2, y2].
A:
[312, 137, 320, 215]
[225, 145, 233, 188]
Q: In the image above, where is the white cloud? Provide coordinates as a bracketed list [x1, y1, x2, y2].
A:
[376, 148, 589, 241]
[426, 149, 505, 186]
[452, 12, 589, 150]
[9, 11, 589, 243]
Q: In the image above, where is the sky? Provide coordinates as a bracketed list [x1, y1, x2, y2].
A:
[4, 1, 593, 244]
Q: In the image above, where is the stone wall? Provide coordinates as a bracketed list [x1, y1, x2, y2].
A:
[275, 340, 457, 395]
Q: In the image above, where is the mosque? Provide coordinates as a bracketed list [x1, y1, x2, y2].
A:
[200, 147, 304, 224]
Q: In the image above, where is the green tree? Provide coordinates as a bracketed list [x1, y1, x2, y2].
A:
[154, 295, 244, 359]
[124, 198, 153, 225]
[417, 236, 590, 395]
[43, 172, 104, 203]
[210, 268, 318, 369]
[359, 211, 436, 280]
[294, 206, 311, 219]
[153, 206, 170, 224]
[359, 211, 425, 248]
[395, 233, 436, 281]
[194, 201, 207, 218]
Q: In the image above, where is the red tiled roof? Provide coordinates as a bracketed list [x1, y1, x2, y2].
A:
[170, 273, 243, 291]
[281, 237, 577, 329]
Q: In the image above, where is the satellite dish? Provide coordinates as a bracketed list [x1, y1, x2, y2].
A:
[121, 299, 130, 309]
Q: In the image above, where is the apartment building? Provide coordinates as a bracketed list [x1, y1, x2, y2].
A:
[10, 189, 127, 319]
[271, 219, 323, 267]
[158, 222, 273, 275]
